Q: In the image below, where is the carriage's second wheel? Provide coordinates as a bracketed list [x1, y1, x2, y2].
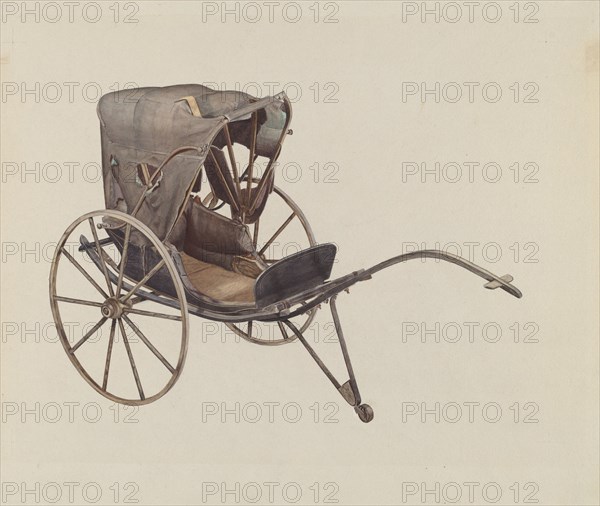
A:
[50, 210, 189, 405]
[227, 183, 318, 346]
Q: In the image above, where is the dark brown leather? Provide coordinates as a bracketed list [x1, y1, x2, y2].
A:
[254, 244, 337, 307]
[204, 146, 237, 206]
[182, 200, 253, 271]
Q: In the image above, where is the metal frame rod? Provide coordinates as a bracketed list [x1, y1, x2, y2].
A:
[284, 297, 363, 405]
[128, 145, 208, 219]
[284, 320, 341, 389]
[208, 148, 240, 212]
[82, 231, 521, 325]
[223, 124, 242, 199]
[89, 218, 114, 297]
[116, 223, 131, 297]
[330, 295, 361, 404]
[245, 112, 258, 204]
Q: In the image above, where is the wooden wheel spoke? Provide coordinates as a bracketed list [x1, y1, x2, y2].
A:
[70, 317, 107, 353]
[98, 246, 119, 271]
[129, 290, 158, 306]
[252, 220, 260, 248]
[122, 315, 176, 374]
[258, 212, 296, 256]
[244, 112, 258, 210]
[52, 209, 189, 405]
[224, 188, 316, 345]
[102, 320, 116, 390]
[129, 296, 146, 306]
[118, 319, 145, 400]
[116, 223, 131, 297]
[120, 259, 165, 303]
[61, 248, 109, 299]
[88, 217, 115, 297]
[55, 295, 103, 308]
[124, 307, 182, 321]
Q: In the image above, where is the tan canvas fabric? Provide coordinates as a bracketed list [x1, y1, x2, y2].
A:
[180, 252, 255, 304]
[97, 84, 288, 242]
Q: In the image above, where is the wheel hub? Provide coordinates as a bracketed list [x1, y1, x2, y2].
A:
[100, 297, 125, 319]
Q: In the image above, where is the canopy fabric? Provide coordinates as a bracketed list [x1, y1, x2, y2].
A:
[97, 84, 289, 241]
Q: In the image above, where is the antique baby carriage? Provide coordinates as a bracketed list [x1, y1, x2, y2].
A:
[49, 84, 522, 422]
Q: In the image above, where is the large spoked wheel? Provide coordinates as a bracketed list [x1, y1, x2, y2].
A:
[49, 210, 189, 405]
[212, 182, 318, 346]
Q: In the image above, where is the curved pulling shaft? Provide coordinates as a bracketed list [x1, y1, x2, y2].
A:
[282, 249, 522, 423]
[361, 250, 522, 299]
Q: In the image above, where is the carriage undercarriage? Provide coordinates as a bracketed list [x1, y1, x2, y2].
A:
[50, 85, 522, 422]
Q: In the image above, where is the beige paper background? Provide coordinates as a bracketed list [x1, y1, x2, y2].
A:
[1, 1, 598, 505]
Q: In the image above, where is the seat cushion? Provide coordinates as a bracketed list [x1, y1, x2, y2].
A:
[180, 252, 255, 304]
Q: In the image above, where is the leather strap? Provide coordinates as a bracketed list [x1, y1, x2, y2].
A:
[139, 163, 151, 184]
[179, 96, 202, 117]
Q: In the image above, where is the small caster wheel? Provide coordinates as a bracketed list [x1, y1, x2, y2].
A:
[355, 404, 374, 423]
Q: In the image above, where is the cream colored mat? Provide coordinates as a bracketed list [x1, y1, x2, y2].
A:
[180, 252, 255, 304]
